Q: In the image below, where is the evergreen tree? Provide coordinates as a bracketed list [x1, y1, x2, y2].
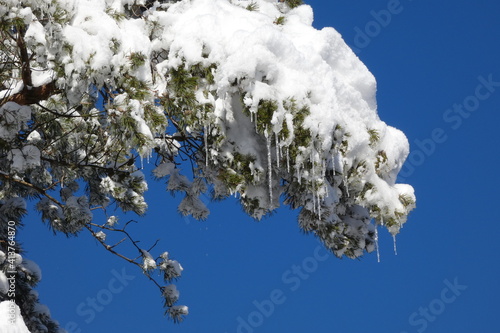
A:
[0, 0, 415, 329]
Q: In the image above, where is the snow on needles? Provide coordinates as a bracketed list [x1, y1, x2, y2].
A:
[154, 0, 413, 225]
[59, 0, 414, 242]
[0, 0, 415, 262]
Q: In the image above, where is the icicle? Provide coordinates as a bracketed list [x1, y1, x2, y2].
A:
[312, 189, 316, 214]
[279, 137, 283, 159]
[374, 225, 381, 263]
[393, 234, 398, 255]
[317, 193, 322, 219]
[204, 125, 209, 166]
[275, 134, 280, 169]
[332, 153, 336, 175]
[344, 177, 349, 197]
[311, 150, 316, 214]
[265, 128, 273, 208]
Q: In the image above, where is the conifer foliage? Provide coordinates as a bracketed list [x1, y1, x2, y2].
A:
[0, 0, 415, 329]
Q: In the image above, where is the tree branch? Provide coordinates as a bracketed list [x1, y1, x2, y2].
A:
[16, 27, 32, 88]
[3, 79, 58, 106]
[1, 28, 59, 106]
[0, 171, 62, 207]
[84, 224, 142, 267]
[85, 222, 166, 291]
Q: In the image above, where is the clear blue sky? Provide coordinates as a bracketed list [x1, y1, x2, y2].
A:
[21, 0, 500, 332]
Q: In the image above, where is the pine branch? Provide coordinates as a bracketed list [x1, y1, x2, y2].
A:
[16, 27, 32, 88]
[0, 27, 59, 106]
[84, 221, 181, 316]
[84, 223, 143, 267]
[0, 171, 62, 207]
[40, 156, 133, 178]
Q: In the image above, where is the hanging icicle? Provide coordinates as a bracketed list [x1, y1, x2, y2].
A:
[311, 188, 316, 214]
[265, 128, 273, 208]
[255, 111, 258, 131]
[311, 149, 316, 214]
[317, 193, 322, 219]
[297, 165, 301, 184]
[331, 153, 336, 176]
[204, 125, 209, 166]
[393, 234, 398, 255]
[374, 224, 381, 263]
[279, 136, 283, 159]
[275, 134, 280, 169]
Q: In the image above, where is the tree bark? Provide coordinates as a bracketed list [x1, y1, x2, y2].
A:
[1, 28, 58, 106]
[4, 81, 58, 105]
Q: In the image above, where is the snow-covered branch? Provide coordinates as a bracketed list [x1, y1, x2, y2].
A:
[0, 0, 414, 329]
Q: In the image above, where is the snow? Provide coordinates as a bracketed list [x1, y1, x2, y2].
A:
[148, 0, 410, 203]
[95, 230, 107, 241]
[163, 284, 180, 304]
[106, 215, 119, 226]
[0, 103, 31, 141]
[33, 303, 51, 317]
[160, 257, 184, 280]
[0, 301, 31, 333]
[26, 130, 41, 143]
[65, 196, 93, 223]
[170, 260, 183, 276]
[140, 249, 157, 271]
[0, 271, 8, 294]
[22, 259, 42, 281]
[0, 0, 414, 262]
[55, 0, 381, 147]
[178, 194, 209, 220]
[171, 305, 188, 314]
[13, 253, 23, 268]
[153, 161, 176, 178]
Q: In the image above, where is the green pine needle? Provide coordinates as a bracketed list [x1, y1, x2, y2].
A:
[246, 2, 259, 11]
[274, 16, 286, 25]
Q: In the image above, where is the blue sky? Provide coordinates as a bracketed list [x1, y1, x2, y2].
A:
[20, 0, 500, 332]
